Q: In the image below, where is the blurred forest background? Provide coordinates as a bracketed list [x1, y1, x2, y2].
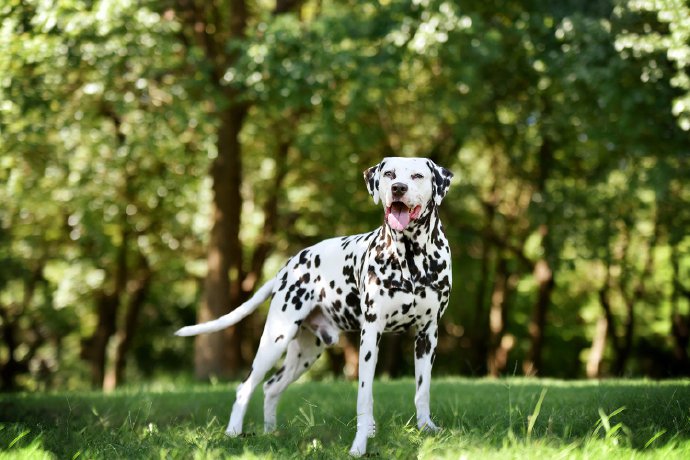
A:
[1, 0, 689, 391]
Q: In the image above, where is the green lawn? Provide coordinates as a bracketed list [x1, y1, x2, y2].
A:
[1, 378, 689, 459]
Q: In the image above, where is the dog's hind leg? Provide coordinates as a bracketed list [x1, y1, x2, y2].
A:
[226, 315, 300, 437]
[262, 327, 326, 433]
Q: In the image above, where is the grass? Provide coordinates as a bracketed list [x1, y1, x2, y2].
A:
[1, 378, 689, 459]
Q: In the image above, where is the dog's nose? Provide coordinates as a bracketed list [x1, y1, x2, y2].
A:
[391, 182, 408, 197]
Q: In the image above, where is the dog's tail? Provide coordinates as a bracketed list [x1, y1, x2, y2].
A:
[174, 278, 275, 337]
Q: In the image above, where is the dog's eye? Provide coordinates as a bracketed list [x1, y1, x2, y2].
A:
[412, 173, 424, 180]
[383, 171, 395, 179]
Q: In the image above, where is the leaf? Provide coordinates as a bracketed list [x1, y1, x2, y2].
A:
[527, 389, 548, 440]
[8, 429, 30, 449]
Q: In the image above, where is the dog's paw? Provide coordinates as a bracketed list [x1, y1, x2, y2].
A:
[349, 446, 365, 457]
[349, 434, 368, 457]
[264, 422, 276, 434]
[417, 418, 440, 433]
[225, 428, 242, 437]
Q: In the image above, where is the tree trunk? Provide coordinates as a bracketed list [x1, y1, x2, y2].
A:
[189, 0, 304, 380]
[472, 185, 499, 375]
[613, 292, 635, 375]
[471, 239, 491, 374]
[593, 260, 621, 378]
[671, 312, 690, 374]
[103, 259, 152, 391]
[81, 226, 129, 388]
[487, 257, 513, 376]
[594, 240, 634, 378]
[523, 132, 555, 376]
[82, 293, 119, 388]
[611, 215, 656, 375]
[342, 333, 359, 380]
[241, 138, 290, 294]
[379, 334, 404, 377]
[196, 104, 247, 380]
[326, 334, 359, 380]
[174, 0, 251, 381]
[0, 307, 22, 390]
[586, 316, 608, 378]
[670, 246, 690, 374]
[524, 255, 554, 376]
[0, 262, 44, 390]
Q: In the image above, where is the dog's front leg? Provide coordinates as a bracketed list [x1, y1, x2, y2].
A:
[349, 323, 382, 456]
[414, 321, 440, 432]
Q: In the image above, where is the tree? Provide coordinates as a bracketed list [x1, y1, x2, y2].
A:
[170, 0, 311, 380]
[0, 0, 207, 389]
[616, 0, 690, 131]
[2, 0, 690, 390]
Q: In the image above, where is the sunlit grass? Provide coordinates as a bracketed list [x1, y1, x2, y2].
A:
[1, 378, 689, 459]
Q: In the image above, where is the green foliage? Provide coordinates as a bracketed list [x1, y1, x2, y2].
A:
[1, 379, 689, 458]
[1, 0, 689, 388]
[0, 0, 210, 389]
[616, 0, 690, 130]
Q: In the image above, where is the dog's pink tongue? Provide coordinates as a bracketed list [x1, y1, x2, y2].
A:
[388, 206, 411, 231]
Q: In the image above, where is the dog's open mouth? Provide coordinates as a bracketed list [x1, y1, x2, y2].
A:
[386, 202, 421, 231]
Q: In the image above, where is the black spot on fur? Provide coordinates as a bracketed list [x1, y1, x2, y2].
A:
[298, 250, 310, 265]
[415, 333, 432, 359]
[342, 264, 356, 284]
[332, 299, 342, 312]
[279, 272, 288, 290]
[346, 292, 359, 308]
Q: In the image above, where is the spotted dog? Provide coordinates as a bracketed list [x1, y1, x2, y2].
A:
[176, 157, 453, 456]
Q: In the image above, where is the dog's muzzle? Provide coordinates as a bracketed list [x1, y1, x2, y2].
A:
[385, 201, 421, 231]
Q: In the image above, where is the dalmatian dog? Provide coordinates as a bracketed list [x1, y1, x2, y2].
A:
[176, 157, 453, 456]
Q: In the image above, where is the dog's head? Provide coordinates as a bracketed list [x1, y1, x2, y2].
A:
[363, 157, 453, 232]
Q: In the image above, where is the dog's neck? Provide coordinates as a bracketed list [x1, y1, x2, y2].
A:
[380, 202, 445, 283]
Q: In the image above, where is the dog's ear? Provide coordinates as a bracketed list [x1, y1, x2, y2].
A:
[363, 163, 381, 205]
[427, 159, 453, 205]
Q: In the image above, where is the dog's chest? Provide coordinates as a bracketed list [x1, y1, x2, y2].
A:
[359, 236, 451, 331]
[286, 228, 450, 333]
[377, 283, 445, 332]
